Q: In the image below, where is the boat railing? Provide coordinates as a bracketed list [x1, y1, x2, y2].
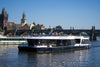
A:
[26, 34, 70, 37]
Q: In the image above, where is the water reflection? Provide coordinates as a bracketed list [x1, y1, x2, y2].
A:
[0, 45, 18, 67]
[18, 49, 90, 67]
[0, 42, 100, 67]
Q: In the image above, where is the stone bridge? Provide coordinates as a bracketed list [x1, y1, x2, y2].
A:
[5, 26, 100, 41]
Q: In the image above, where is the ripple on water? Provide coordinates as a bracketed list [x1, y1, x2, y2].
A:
[0, 41, 100, 67]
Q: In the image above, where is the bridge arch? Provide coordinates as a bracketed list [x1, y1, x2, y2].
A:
[80, 32, 89, 36]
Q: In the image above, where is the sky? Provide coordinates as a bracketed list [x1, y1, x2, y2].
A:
[0, 0, 100, 29]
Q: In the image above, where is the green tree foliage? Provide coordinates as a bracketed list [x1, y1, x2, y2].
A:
[59, 32, 64, 35]
[33, 25, 37, 29]
[0, 27, 2, 31]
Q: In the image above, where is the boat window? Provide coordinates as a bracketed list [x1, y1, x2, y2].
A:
[63, 40, 67, 46]
[41, 40, 46, 45]
[71, 40, 76, 45]
[27, 39, 39, 46]
[82, 39, 89, 44]
[57, 40, 62, 46]
[50, 40, 56, 44]
[37, 40, 50, 46]
[56, 40, 73, 46]
[2, 38, 6, 40]
[66, 40, 71, 45]
[75, 39, 80, 44]
[49, 40, 56, 47]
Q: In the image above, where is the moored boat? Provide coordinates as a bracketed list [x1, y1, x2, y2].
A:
[18, 35, 90, 52]
[0, 35, 27, 45]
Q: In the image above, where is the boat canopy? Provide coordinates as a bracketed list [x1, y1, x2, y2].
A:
[23, 36, 89, 40]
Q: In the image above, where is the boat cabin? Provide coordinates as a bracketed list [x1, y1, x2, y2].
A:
[25, 36, 89, 47]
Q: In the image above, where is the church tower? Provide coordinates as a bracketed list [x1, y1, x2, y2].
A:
[21, 12, 27, 25]
[0, 8, 8, 31]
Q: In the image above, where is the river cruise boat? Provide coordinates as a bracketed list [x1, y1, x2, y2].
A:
[0, 35, 27, 45]
[18, 35, 90, 52]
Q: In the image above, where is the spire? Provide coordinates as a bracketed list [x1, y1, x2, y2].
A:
[2, 8, 6, 15]
[21, 12, 27, 25]
[22, 12, 26, 19]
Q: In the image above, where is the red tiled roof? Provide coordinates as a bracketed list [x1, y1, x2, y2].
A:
[8, 22, 15, 24]
[37, 24, 43, 27]
[15, 24, 21, 25]
[8, 22, 21, 25]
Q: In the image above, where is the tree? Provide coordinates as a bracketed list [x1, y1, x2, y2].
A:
[33, 25, 37, 29]
[0, 27, 2, 31]
[59, 32, 64, 35]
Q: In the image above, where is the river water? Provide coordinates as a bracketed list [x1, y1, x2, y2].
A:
[0, 40, 100, 67]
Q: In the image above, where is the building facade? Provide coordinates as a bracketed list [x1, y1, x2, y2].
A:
[0, 8, 8, 31]
[36, 24, 45, 30]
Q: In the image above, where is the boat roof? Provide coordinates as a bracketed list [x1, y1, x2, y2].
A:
[23, 36, 89, 40]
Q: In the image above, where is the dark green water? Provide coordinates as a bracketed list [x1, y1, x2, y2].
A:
[0, 40, 100, 67]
